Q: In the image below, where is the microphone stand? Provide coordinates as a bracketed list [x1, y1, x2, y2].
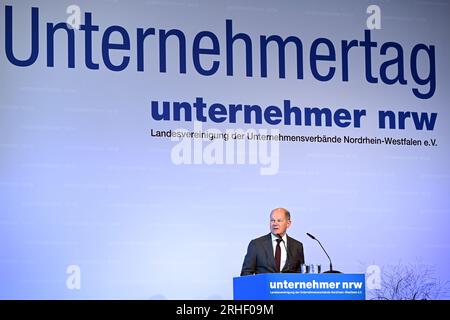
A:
[306, 233, 341, 273]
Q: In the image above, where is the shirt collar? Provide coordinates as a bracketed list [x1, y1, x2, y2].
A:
[271, 233, 287, 243]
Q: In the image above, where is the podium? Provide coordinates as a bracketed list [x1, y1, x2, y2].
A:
[233, 273, 365, 300]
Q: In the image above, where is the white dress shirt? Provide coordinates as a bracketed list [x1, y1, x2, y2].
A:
[271, 233, 287, 271]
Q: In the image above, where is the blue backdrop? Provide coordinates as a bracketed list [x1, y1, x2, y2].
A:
[1, 0, 449, 299]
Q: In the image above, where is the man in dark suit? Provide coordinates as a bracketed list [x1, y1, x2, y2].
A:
[240, 208, 305, 275]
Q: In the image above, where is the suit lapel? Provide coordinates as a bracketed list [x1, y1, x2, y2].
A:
[282, 235, 294, 272]
[263, 233, 276, 270]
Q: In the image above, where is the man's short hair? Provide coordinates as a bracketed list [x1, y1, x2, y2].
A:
[271, 208, 291, 221]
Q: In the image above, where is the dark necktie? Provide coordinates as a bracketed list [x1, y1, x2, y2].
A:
[275, 238, 282, 272]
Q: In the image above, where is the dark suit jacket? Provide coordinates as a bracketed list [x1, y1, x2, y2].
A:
[240, 233, 305, 276]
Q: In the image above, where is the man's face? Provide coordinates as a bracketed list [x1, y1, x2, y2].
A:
[270, 210, 291, 237]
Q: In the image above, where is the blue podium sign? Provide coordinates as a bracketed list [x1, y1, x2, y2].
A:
[233, 273, 365, 300]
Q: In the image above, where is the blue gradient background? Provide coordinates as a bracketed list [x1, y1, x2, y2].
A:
[0, 0, 449, 299]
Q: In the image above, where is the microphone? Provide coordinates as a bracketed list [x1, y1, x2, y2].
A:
[306, 232, 341, 273]
[277, 234, 290, 273]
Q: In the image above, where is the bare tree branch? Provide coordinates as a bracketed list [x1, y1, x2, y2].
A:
[367, 262, 450, 300]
